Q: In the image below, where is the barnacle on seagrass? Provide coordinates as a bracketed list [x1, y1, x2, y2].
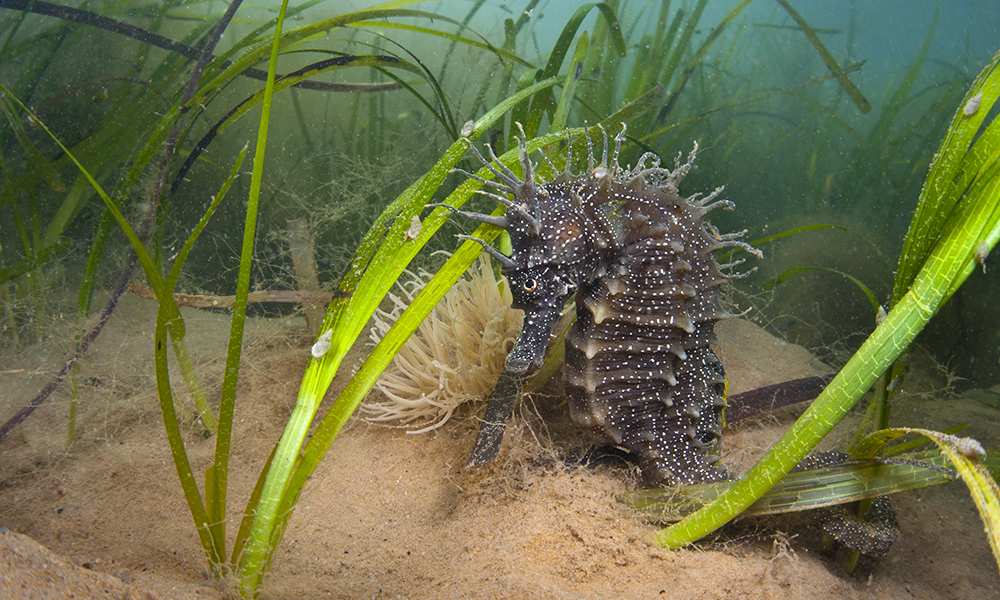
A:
[363, 255, 523, 433]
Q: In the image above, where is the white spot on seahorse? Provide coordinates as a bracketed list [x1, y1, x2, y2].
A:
[964, 92, 982, 117]
[311, 328, 333, 358]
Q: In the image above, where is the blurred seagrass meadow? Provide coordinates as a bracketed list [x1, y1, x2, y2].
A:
[2, 1, 996, 379]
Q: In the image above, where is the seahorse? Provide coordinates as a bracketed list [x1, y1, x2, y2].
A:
[437, 125, 759, 485]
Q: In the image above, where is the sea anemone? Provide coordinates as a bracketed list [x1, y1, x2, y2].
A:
[363, 255, 523, 433]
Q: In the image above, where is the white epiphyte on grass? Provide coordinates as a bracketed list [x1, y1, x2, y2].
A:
[954, 436, 987, 459]
[405, 214, 422, 241]
[363, 255, 522, 433]
[311, 328, 333, 358]
[964, 92, 983, 117]
[975, 239, 989, 273]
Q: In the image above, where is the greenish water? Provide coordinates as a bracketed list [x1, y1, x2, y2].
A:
[0, 1, 997, 387]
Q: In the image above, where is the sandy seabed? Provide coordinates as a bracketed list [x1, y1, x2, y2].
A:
[1, 295, 998, 599]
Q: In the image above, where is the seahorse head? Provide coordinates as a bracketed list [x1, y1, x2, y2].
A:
[436, 126, 624, 374]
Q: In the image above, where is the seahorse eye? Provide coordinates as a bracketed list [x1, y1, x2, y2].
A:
[522, 278, 538, 292]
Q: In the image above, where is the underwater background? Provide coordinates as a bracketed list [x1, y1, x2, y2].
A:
[2, 0, 997, 388]
[1, 1, 1000, 597]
